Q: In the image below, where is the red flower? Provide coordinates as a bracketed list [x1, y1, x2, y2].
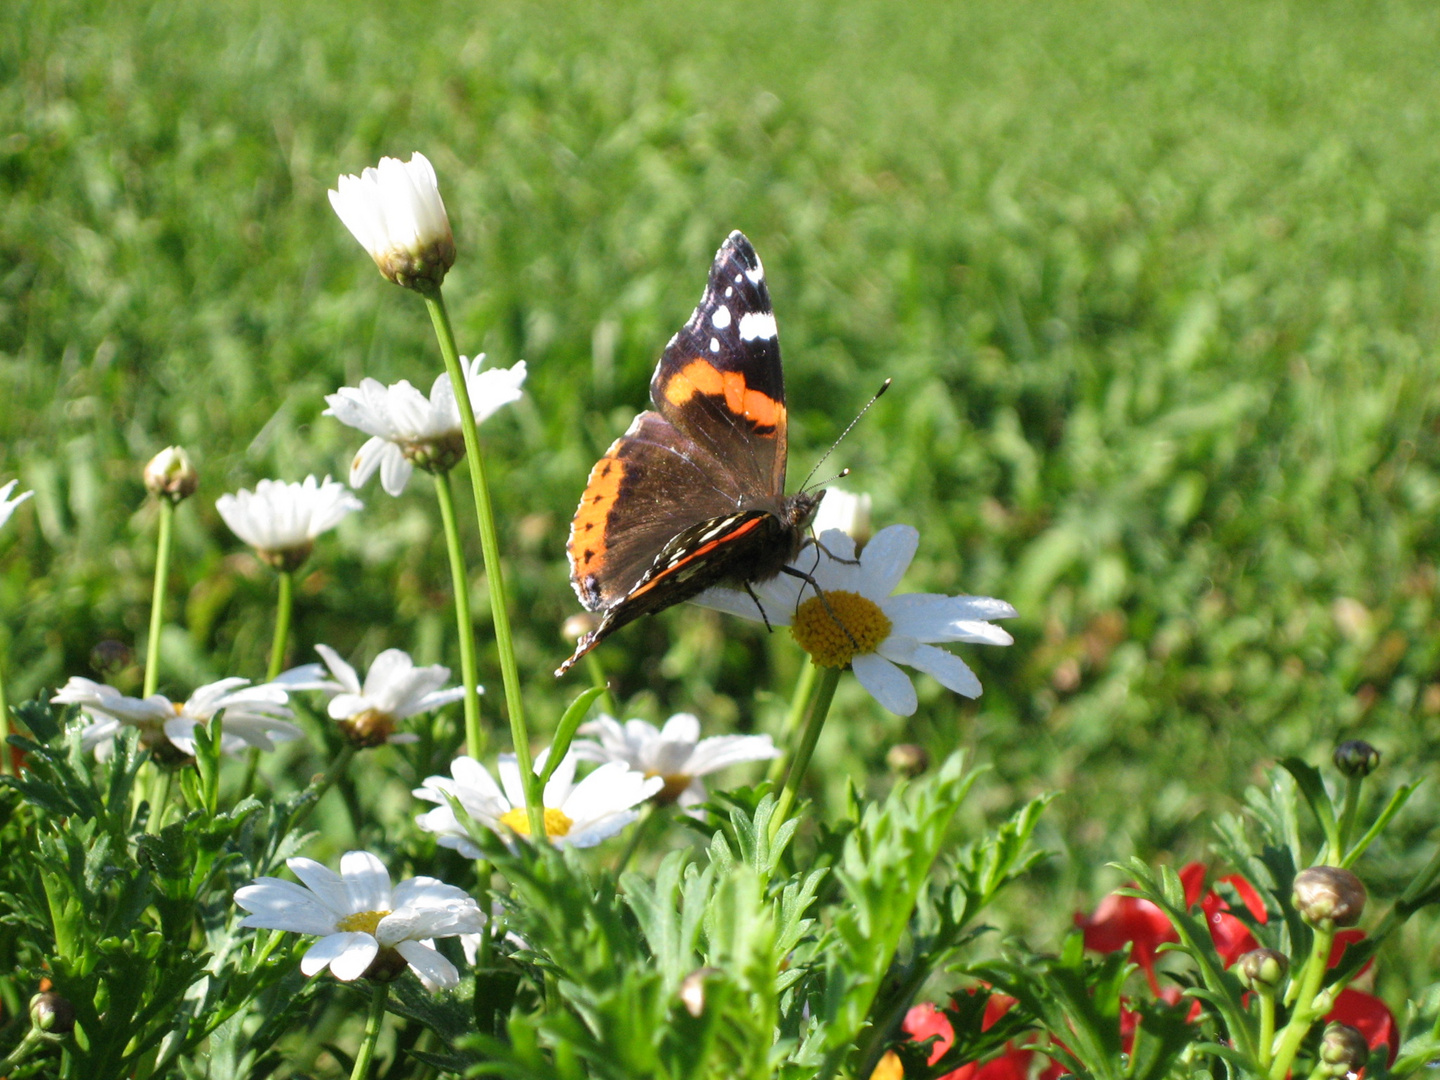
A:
[1200, 874, 1268, 966]
[1076, 862, 1207, 992]
[1328, 988, 1398, 1066]
[879, 996, 1035, 1080]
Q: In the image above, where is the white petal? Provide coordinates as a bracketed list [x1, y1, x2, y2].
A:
[304, 932, 378, 981]
[394, 939, 459, 990]
[497, 754, 528, 809]
[564, 809, 640, 847]
[315, 644, 362, 694]
[851, 653, 918, 716]
[857, 525, 919, 601]
[340, 851, 393, 912]
[906, 643, 984, 698]
[287, 858, 351, 917]
[684, 735, 780, 775]
[658, 713, 700, 744]
[235, 878, 340, 935]
[883, 594, 1017, 644]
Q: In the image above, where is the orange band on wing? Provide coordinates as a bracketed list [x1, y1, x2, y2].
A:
[663, 359, 787, 430]
[624, 516, 764, 600]
[568, 450, 627, 574]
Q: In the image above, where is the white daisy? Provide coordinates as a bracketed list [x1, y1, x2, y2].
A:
[0, 480, 33, 532]
[324, 357, 528, 496]
[51, 676, 304, 761]
[692, 525, 1017, 717]
[234, 850, 484, 991]
[811, 486, 872, 545]
[328, 152, 455, 291]
[215, 475, 362, 571]
[571, 714, 779, 807]
[283, 644, 468, 747]
[142, 446, 198, 504]
[413, 749, 662, 853]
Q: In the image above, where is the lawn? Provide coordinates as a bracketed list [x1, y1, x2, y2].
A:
[3, 0, 1440, 1023]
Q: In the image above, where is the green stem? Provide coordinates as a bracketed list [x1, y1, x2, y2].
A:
[769, 664, 840, 840]
[1334, 775, 1362, 860]
[1257, 991, 1277, 1070]
[350, 982, 389, 1080]
[421, 287, 542, 840]
[1268, 926, 1335, 1080]
[266, 570, 294, 682]
[0, 650, 11, 778]
[144, 499, 175, 697]
[0, 1027, 45, 1074]
[147, 768, 173, 834]
[434, 471, 484, 758]
[768, 659, 819, 783]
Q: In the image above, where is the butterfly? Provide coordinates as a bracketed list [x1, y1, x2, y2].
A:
[557, 231, 821, 676]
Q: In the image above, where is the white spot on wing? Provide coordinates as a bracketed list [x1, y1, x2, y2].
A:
[734, 273, 743, 284]
[725, 286, 734, 298]
[711, 305, 732, 329]
[709, 337, 720, 352]
[745, 254, 765, 284]
[738, 311, 777, 341]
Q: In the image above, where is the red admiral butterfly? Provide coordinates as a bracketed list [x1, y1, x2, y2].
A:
[557, 231, 820, 676]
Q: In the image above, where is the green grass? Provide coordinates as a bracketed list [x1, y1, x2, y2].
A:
[5, 0, 1440, 997]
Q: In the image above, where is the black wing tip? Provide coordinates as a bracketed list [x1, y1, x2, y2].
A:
[719, 229, 758, 265]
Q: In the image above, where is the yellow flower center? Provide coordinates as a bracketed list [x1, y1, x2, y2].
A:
[339, 708, 397, 748]
[336, 909, 390, 935]
[790, 590, 892, 668]
[498, 806, 574, 838]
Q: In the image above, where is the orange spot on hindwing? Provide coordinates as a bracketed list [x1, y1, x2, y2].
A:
[567, 447, 627, 596]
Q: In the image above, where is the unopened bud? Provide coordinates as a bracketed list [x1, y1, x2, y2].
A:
[1317, 1021, 1369, 1076]
[90, 638, 134, 677]
[563, 613, 599, 643]
[1234, 948, 1288, 992]
[886, 743, 929, 777]
[29, 991, 74, 1034]
[1292, 867, 1367, 929]
[678, 967, 720, 1018]
[143, 446, 198, 503]
[1333, 740, 1380, 778]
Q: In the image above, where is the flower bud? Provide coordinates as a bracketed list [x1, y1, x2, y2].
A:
[90, 637, 134, 677]
[1234, 948, 1288, 992]
[29, 990, 74, 1034]
[1333, 740, 1380, 778]
[1317, 1021, 1369, 1076]
[563, 612, 599, 643]
[362, 946, 411, 983]
[143, 446, 198, 503]
[886, 743, 929, 777]
[678, 967, 721, 1018]
[1292, 867, 1367, 929]
[329, 153, 456, 291]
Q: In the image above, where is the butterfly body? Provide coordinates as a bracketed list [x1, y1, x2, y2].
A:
[559, 231, 818, 676]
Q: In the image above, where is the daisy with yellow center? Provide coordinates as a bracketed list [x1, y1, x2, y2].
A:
[692, 525, 1016, 716]
[571, 713, 779, 809]
[234, 850, 485, 991]
[413, 747, 662, 854]
[52, 675, 304, 760]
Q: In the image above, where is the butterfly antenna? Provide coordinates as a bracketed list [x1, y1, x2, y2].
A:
[799, 378, 891, 492]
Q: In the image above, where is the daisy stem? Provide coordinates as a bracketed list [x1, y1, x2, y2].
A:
[350, 982, 389, 1080]
[767, 659, 819, 784]
[433, 471, 484, 758]
[147, 768, 173, 834]
[290, 743, 357, 830]
[143, 498, 175, 697]
[266, 570, 294, 683]
[1268, 925, 1335, 1080]
[770, 663, 840, 841]
[421, 287, 543, 840]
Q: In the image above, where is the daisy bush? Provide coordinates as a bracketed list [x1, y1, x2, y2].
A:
[1, 146, 1438, 1080]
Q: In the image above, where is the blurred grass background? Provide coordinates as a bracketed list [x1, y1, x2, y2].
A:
[5, 0, 1440, 999]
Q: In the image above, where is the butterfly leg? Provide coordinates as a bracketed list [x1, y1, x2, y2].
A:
[778, 565, 861, 650]
[743, 581, 775, 632]
[807, 533, 861, 566]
